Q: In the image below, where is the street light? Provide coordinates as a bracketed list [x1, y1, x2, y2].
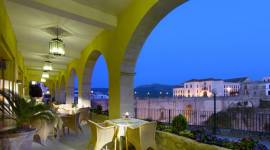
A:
[147, 92, 150, 99]
[212, 89, 217, 135]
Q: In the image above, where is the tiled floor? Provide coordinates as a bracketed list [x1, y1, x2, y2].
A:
[32, 125, 90, 150]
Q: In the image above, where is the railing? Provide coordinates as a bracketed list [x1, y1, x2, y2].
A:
[135, 108, 270, 134]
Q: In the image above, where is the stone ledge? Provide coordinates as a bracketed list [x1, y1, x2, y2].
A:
[156, 131, 229, 150]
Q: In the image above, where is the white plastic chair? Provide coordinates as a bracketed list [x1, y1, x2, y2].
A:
[126, 121, 157, 150]
[87, 120, 117, 150]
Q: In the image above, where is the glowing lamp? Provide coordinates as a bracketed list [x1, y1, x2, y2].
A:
[43, 61, 53, 71]
[42, 72, 49, 79]
[41, 78, 46, 83]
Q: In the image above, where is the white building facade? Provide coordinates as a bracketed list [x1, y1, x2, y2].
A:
[265, 83, 270, 96]
[173, 78, 243, 98]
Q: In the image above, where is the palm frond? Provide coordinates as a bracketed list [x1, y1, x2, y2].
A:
[0, 90, 56, 128]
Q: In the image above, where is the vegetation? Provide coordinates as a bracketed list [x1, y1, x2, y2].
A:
[171, 114, 188, 133]
[96, 105, 103, 114]
[90, 105, 108, 116]
[156, 115, 269, 150]
[0, 90, 55, 129]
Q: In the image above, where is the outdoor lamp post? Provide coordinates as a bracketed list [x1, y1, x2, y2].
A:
[212, 89, 217, 135]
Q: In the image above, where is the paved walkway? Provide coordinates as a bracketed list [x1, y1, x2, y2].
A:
[32, 125, 90, 150]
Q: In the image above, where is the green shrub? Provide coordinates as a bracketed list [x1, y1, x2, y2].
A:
[157, 123, 172, 132]
[235, 137, 257, 150]
[96, 105, 103, 114]
[171, 114, 187, 134]
[179, 130, 194, 139]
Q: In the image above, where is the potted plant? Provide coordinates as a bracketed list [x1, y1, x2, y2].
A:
[0, 90, 55, 150]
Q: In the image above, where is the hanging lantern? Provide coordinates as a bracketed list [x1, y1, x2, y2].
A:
[42, 72, 49, 79]
[43, 61, 53, 71]
[41, 78, 46, 83]
[49, 38, 65, 56]
[49, 27, 65, 56]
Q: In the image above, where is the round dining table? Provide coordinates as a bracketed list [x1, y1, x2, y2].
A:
[105, 118, 148, 150]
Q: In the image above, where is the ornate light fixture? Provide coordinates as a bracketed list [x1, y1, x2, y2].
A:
[42, 71, 49, 79]
[43, 61, 53, 71]
[49, 27, 65, 56]
[41, 78, 46, 83]
[31, 81, 37, 85]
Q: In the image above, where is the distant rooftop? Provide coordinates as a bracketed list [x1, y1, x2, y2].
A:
[224, 77, 248, 83]
[186, 78, 222, 83]
[184, 77, 249, 83]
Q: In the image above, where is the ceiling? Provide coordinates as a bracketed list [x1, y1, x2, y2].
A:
[4, 0, 133, 78]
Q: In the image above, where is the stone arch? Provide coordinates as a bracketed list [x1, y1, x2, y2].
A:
[55, 80, 59, 102]
[81, 50, 109, 108]
[66, 68, 78, 104]
[120, 0, 186, 115]
[184, 104, 193, 122]
[59, 76, 66, 104]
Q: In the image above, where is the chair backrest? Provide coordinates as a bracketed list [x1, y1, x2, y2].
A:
[140, 121, 157, 142]
[87, 120, 98, 141]
[87, 120, 114, 141]
[79, 107, 90, 121]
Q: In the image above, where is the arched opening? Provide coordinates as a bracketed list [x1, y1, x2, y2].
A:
[54, 80, 59, 103]
[184, 104, 193, 122]
[67, 69, 78, 104]
[91, 55, 109, 115]
[81, 50, 109, 111]
[121, 0, 270, 135]
[59, 76, 66, 104]
[120, 1, 186, 116]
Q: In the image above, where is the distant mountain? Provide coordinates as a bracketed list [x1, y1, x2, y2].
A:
[91, 84, 177, 98]
[134, 83, 176, 98]
[92, 88, 109, 95]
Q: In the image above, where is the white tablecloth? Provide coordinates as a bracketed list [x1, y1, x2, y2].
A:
[105, 118, 147, 138]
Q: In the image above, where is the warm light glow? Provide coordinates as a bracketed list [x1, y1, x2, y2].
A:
[31, 81, 37, 85]
[49, 38, 65, 56]
[46, 91, 50, 94]
[43, 61, 53, 71]
[227, 87, 232, 92]
[42, 72, 49, 78]
[41, 78, 46, 82]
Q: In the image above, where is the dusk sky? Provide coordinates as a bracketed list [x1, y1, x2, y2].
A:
[91, 0, 270, 88]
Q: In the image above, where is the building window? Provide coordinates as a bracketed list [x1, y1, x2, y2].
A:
[268, 91, 270, 96]
[203, 91, 208, 97]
